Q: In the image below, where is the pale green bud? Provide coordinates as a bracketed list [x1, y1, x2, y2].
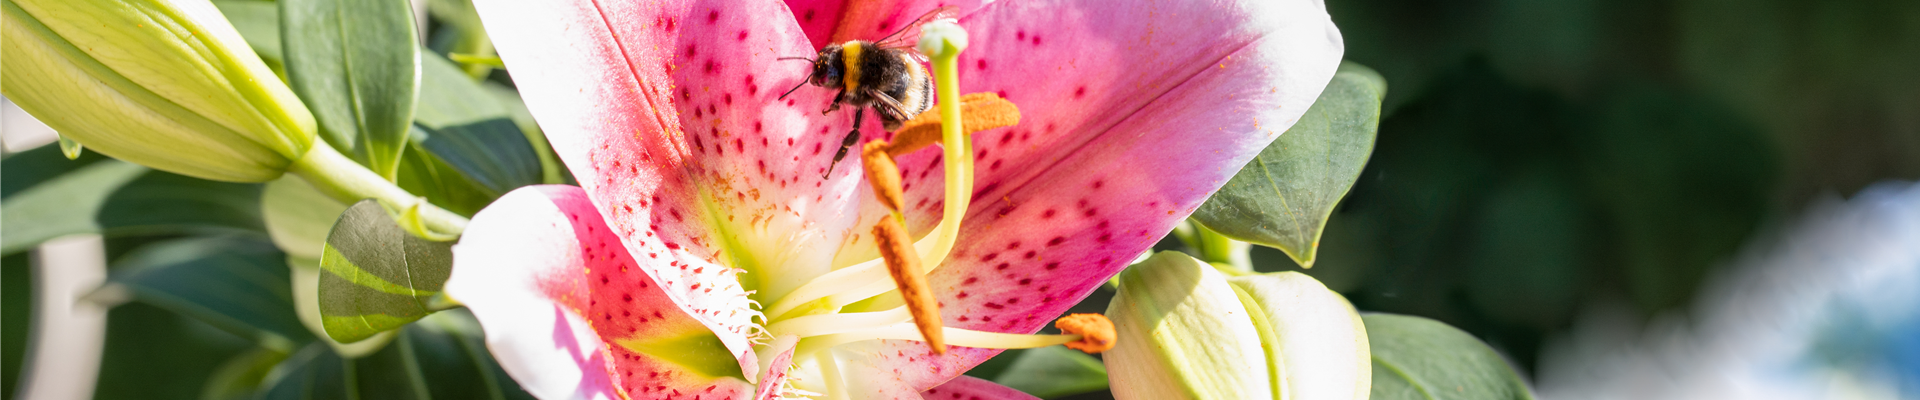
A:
[3, 0, 316, 182]
[1106, 252, 1371, 400]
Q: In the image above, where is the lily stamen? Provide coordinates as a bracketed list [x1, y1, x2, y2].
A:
[762, 93, 1023, 320]
[792, 314, 1118, 357]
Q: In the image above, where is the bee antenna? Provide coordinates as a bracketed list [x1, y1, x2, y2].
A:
[777, 56, 816, 62]
[778, 78, 812, 100]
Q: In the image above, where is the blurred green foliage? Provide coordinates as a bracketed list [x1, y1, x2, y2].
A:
[1258, 0, 1919, 375]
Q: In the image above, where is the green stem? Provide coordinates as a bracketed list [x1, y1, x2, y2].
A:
[287, 142, 469, 238]
[1194, 222, 1252, 274]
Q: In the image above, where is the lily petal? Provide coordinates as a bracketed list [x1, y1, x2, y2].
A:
[922, 376, 1042, 400]
[781, 0, 984, 50]
[447, 186, 755, 399]
[846, 0, 1345, 389]
[472, 0, 870, 340]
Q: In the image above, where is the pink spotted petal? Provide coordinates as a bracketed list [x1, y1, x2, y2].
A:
[782, 0, 983, 49]
[921, 376, 1042, 400]
[472, 0, 874, 336]
[849, 0, 1346, 389]
[447, 186, 758, 399]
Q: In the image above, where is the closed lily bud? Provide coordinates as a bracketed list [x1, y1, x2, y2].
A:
[3, 0, 315, 182]
[1106, 251, 1371, 400]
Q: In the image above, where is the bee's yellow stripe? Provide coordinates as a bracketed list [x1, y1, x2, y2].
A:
[842, 41, 863, 92]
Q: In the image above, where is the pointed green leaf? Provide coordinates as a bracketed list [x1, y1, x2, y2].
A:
[414, 52, 542, 196]
[107, 236, 312, 346]
[1364, 314, 1535, 400]
[317, 199, 453, 343]
[1, 154, 265, 256]
[1193, 62, 1386, 268]
[991, 345, 1110, 399]
[282, 0, 420, 179]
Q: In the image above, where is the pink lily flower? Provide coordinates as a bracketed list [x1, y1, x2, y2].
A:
[443, 0, 1342, 398]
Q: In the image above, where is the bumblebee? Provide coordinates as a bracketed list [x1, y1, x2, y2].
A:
[782, 6, 956, 178]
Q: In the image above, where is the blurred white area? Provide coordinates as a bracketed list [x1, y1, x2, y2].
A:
[3, 96, 59, 153]
[17, 236, 108, 400]
[1539, 182, 1920, 400]
[5, 96, 109, 400]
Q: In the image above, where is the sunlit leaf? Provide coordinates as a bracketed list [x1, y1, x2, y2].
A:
[1194, 62, 1386, 267]
[317, 200, 453, 343]
[282, 0, 420, 179]
[1364, 314, 1534, 400]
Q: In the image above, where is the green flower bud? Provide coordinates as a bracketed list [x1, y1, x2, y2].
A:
[1106, 252, 1371, 400]
[3, 0, 315, 182]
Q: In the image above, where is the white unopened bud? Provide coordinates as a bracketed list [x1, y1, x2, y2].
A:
[1105, 252, 1371, 400]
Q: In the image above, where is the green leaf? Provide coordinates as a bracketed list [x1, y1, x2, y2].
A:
[1363, 314, 1534, 400]
[317, 199, 453, 343]
[201, 347, 292, 400]
[261, 311, 533, 400]
[1, 142, 107, 198]
[1193, 62, 1387, 268]
[990, 345, 1110, 399]
[481, 82, 570, 185]
[396, 131, 496, 217]
[282, 0, 421, 179]
[1, 160, 265, 256]
[106, 235, 313, 346]
[414, 52, 543, 196]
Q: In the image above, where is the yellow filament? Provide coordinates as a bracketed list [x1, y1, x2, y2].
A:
[766, 306, 911, 339]
[795, 323, 1080, 356]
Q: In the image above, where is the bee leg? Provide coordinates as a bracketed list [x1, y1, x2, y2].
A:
[824, 108, 865, 178]
[823, 91, 846, 115]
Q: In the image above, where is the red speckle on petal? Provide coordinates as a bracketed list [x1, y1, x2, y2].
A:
[1047, 236, 1065, 246]
[1045, 262, 1060, 270]
[976, 59, 988, 70]
[707, 10, 719, 23]
[1075, 86, 1087, 98]
[803, 9, 816, 22]
[737, 30, 749, 41]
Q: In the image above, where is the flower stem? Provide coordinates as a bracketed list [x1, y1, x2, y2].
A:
[1193, 222, 1252, 274]
[287, 142, 469, 239]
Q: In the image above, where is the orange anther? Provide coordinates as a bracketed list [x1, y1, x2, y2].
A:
[861, 140, 906, 212]
[1055, 313, 1116, 353]
[873, 216, 945, 354]
[886, 92, 1022, 157]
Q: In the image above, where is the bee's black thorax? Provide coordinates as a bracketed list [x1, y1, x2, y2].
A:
[831, 41, 931, 130]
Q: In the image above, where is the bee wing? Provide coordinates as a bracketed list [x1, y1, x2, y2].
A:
[871, 6, 960, 53]
[863, 89, 915, 122]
